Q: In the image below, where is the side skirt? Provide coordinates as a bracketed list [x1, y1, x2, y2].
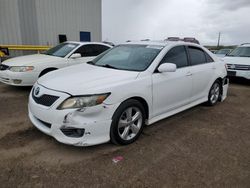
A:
[146, 97, 207, 125]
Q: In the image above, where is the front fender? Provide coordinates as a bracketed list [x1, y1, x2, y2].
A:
[104, 76, 153, 119]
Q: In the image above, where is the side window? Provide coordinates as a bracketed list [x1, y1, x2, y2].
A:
[96, 45, 110, 54]
[74, 45, 93, 57]
[188, 46, 207, 65]
[74, 45, 110, 57]
[90, 45, 103, 56]
[161, 46, 188, 68]
[204, 52, 214, 62]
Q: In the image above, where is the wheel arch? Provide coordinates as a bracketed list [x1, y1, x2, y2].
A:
[214, 77, 223, 95]
[129, 96, 149, 120]
[113, 96, 150, 121]
[39, 67, 58, 77]
[210, 77, 224, 101]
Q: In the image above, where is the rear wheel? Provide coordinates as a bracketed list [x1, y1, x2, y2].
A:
[110, 99, 145, 145]
[207, 81, 221, 106]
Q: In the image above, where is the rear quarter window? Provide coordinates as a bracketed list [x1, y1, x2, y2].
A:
[205, 52, 214, 62]
[188, 46, 210, 65]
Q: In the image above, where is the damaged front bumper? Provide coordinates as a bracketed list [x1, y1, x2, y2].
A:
[28, 84, 119, 146]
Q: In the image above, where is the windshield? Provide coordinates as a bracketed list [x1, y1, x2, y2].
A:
[227, 47, 250, 57]
[44, 43, 79, 57]
[90, 45, 163, 71]
[216, 49, 231, 55]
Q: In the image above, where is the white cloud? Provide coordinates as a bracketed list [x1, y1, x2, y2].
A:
[207, 0, 250, 11]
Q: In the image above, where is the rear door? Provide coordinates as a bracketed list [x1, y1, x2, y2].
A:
[187, 46, 215, 102]
[152, 45, 193, 117]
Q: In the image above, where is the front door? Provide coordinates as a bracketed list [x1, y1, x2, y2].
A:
[152, 45, 192, 117]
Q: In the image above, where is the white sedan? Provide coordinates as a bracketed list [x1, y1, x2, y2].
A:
[28, 41, 229, 146]
[0, 42, 112, 86]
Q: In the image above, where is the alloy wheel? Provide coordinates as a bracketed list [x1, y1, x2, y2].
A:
[210, 82, 220, 104]
[118, 107, 143, 141]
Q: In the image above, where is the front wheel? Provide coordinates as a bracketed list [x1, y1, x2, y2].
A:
[110, 99, 145, 145]
[207, 81, 221, 106]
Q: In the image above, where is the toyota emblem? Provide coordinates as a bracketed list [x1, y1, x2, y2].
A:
[35, 87, 40, 96]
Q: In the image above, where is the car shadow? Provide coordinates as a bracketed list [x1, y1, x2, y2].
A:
[0, 83, 32, 93]
[229, 77, 250, 86]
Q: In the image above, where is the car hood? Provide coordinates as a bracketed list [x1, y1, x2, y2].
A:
[2, 54, 62, 66]
[38, 64, 140, 95]
[223, 56, 250, 65]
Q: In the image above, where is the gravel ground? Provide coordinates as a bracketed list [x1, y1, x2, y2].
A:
[0, 79, 249, 188]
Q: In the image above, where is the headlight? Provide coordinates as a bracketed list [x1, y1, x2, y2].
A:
[9, 66, 34, 72]
[57, 93, 110, 110]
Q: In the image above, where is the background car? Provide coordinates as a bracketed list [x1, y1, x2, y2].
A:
[223, 43, 250, 79]
[208, 49, 218, 54]
[28, 40, 228, 147]
[215, 48, 232, 58]
[165, 37, 200, 44]
[0, 42, 112, 86]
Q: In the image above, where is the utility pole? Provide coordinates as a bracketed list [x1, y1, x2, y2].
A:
[217, 32, 221, 48]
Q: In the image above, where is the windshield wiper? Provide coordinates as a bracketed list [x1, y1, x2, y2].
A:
[99, 64, 118, 69]
[87, 62, 118, 69]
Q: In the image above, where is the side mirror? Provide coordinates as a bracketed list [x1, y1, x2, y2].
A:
[70, 53, 81, 59]
[158, 63, 177, 73]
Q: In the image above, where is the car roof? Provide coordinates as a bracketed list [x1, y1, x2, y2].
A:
[121, 40, 201, 48]
[65, 41, 112, 47]
[240, 43, 250, 47]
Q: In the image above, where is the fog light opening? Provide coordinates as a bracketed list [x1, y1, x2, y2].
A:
[60, 128, 85, 138]
[12, 79, 22, 84]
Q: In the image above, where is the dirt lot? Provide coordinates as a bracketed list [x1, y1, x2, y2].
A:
[0, 79, 250, 188]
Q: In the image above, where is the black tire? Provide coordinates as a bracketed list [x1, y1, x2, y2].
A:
[110, 99, 146, 145]
[39, 68, 57, 78]
[207, 80, 221, 106]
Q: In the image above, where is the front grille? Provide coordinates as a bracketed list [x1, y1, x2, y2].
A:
[227, 64, 250, 71]
[0, 64, 9, 71]
[32, 89, 59, 107]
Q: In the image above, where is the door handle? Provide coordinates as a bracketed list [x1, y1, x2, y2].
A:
[186, 72, 193, 76]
